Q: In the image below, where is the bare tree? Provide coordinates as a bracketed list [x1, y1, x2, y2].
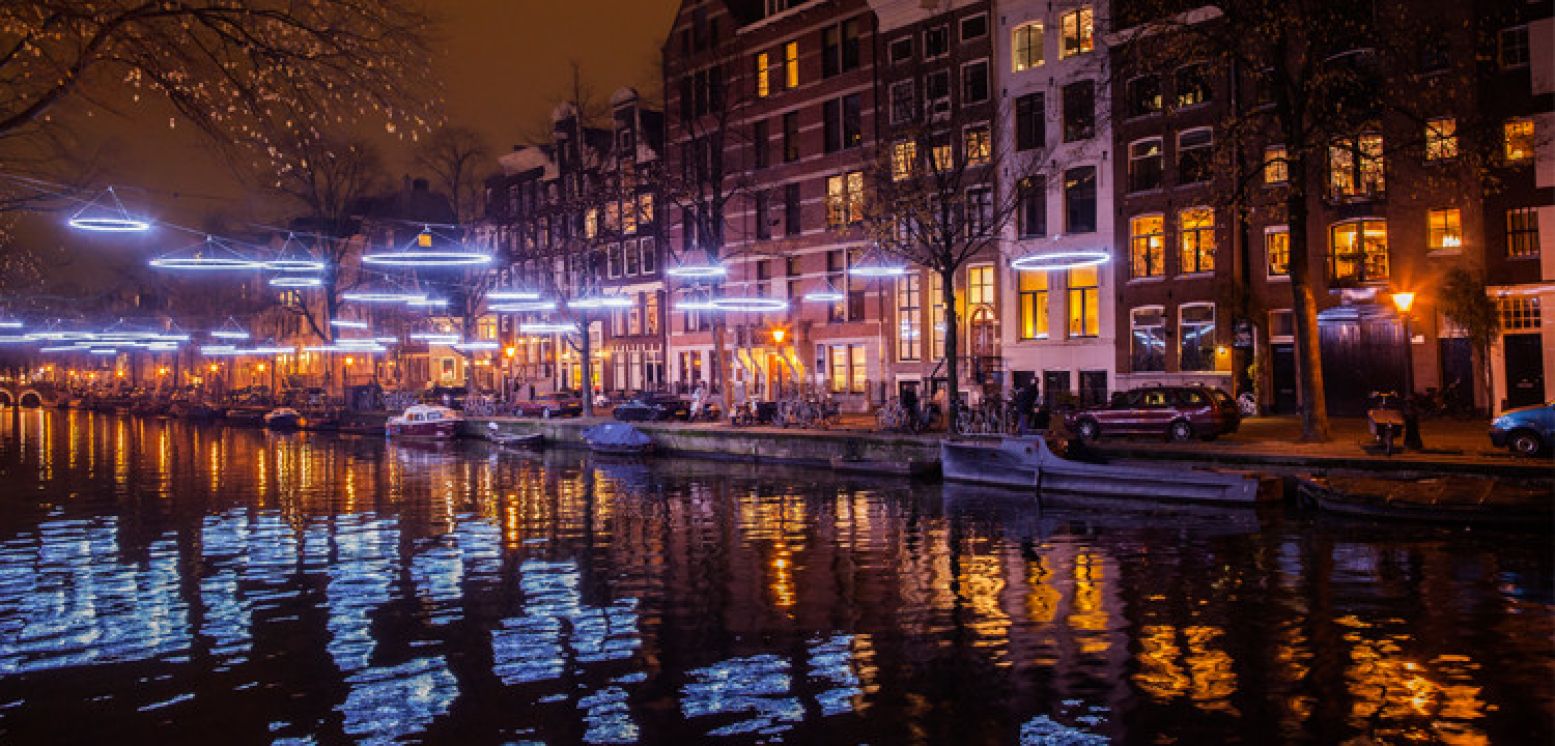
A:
[415, 126, 492, 226]
[267, 134, 384, 344]
[0, 0, 434, 210]
[1438, 268, 1501, 417]
[862, 104, 1032, 430]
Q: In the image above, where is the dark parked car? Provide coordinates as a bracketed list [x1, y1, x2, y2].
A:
[612, 394, 691, 422]
[513, 392, 582, 418]
[1489, 401, 1554, 456]
[1069, 386, 1240, 442]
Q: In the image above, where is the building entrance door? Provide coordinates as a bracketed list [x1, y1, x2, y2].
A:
[1504, 333, 1545, 409]
[1270, 343, 1297, 414]
[1438, 338, 1473, 411]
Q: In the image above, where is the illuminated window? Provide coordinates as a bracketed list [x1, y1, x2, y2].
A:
[1179, 207, 1215, 274]
[931, 272, 947, 358]
[897, 274, 921, 361]
[1425, 118, 1457, 161]
[1127, 75, 1162, 117]
[1507, 207, 1540, 258]
[964, 124, 991, 165]
[1018, 271, 1049, 340]
[1329, 134, 1386, 197]
[1067, 265, 1099, 338]
[584, 208, 599, 239]
[1263, 145, 1287, 184]
[1504, 118, 1534, 162]
[968, 264, 994, 306]
[1179, 303, 1216, 371]
[1175, 64, 1211, 107]
[1427, 208, 1462, 252]
[784, 41, 799, 89]
[1130, 215, 1164, 278]
[1131, 306, 1165, 371]
[931, 139, 954, 172]
[829, 345, 848, 393]
[1265, 226, 1289, 277]
[1329, 219, 1389, 281]
[1012, 22, 1044, 71]
[637, 193, 654, 226]
[1500, 296, 1541, 331]
[756, 52, 771, 97]
[891, 140, 916, 181]
[825, 171, 864, 227]
[1060, 7, 1093, 58]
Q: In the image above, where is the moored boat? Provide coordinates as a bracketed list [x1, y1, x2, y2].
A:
[263, 407, 304, 431]
[582, 422, 653, 456]
[485, 422, 543, 448]
[385, 404, 462, 440]
[941, 435, 1269, 505]
[1296, 474, 1553, 527]
[224, 406, 267, 427]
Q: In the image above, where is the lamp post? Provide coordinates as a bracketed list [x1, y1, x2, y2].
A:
[1390, 291, 1422, 449]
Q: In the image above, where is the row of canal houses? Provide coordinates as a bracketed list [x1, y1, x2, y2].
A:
[469, 0, 1553, 415]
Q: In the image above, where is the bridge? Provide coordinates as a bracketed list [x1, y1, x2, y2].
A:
[0, 382, 59, 408]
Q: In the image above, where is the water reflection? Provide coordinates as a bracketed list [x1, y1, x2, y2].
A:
[0, 410, 1548, 744]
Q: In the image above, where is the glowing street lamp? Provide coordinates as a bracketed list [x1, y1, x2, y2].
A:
[1391, 289, 1422, 449]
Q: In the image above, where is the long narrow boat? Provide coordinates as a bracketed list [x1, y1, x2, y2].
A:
[941, 435, 1269, 505]
[1296, 474, 1553, 527]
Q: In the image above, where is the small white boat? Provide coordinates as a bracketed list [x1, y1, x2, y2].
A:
[485, 422, 542, 448]
[941, 435, 1269, 505]
[263, 407, 303, 431]
[386, 404, 463, 440]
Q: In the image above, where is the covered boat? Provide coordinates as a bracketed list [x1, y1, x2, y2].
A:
[941, 435, 1269, 505]
[263, 407, 304, 431]
[385, 404, 462, 440]
[582, 422, 653, 456]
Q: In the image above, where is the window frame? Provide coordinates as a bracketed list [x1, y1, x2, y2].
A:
[1176, 127, 1214, 185]
[1426, 207, 1463, 254]
[961, 58, 990, 105]
[1066, 265, 1100, 339]
[960, 12, 988, 43]
[1506, 206, 1541, 259]
[1178, 302, 1217, 372]
[1264, 225, 1289, 279]
[1129, 213, 1165, 279]
[1128, 137, 1164, 193]
[1178, 206, 1216, 275]
[1328, 218, 1390, 282]
[1059, 7, 1094, 59]
[1130, 305, 1166, 372]
[1017, 270, 1049, 340]
[1012, 22, 1044, 72]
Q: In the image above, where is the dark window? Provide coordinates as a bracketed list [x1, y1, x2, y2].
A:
[1016, 92, 1045, 150]
[755, 191, 771, 240]
[1128, 139, 1163, 192]
[782, 112, 799, 162]
[889, 80, 915, 124]
[1064, 166, 1096, 234]
[821, 19, 861, 77]
[679, 76, 693, 121]
[1126, 76, 1161, 117]
[889, 36, 913, 64]
[1177, 129, 1213, 184]
[960, 13, 988, 42]
[925, 25, 949, 57]
[962, 60, 989, 104]
[753, 120, 769, 168]
[925, 69, 951, 120]
[1062, 80, 1094, 142]
[784, 183, 802, 235]
[841, 19, 860, 71]
[1500, 26, 1530, 68]
[681, 207, 697, 251]
[823, 94, 863, 152]
[1018, 177, 1046, 238]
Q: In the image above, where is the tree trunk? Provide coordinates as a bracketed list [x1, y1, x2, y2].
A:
[580, 320, 595, 417]
[713, 320, 731, 412]
[939, 265, 960, 432]
[462, 311, 478, 394]
[1284, 152, 1330, 441]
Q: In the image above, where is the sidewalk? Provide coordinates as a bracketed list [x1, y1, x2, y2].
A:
[1092, 415, 1554, 478]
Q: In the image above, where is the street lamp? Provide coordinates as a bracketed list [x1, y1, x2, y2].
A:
[1390, 290, 1422, 449]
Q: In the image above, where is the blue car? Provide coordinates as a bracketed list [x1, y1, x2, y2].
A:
[1489, 401, 1555, 456]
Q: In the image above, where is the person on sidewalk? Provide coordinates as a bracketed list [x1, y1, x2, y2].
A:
[1014, 381, 1040, 434]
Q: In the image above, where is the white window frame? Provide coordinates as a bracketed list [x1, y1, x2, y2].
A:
[959, 12, 988, 43]
[1264, 225, 1290, 280]
[961, 58, 990, 104]
[1011, 22, 1044, 72]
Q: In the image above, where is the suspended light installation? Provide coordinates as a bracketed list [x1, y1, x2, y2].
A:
[1009, 249, 1111, 272]
[361, 227, 491, 268]
[710, 297, 789, 313]
[453, 341, 500, 352]
[665, 263, 728, 278]
[519, 322, 579, 335]
[263, 234, 327, 272]
[330, 319, 370, 330]
[270, 275, 323, 288]
[342, 289, 426, 304]
[149, 236, 262, 271]
[210, 318, 250, 340]
[802, 281, 846, 303]
[490, 300, 557, 313]
[409, 332, 460, 344]
[567, 295, 635, 310]
[68, 187, 151, 233]
[406, 297, 449, 309]
[487, 288, 542, 301]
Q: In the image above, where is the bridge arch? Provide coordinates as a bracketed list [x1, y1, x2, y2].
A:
[18, 390, 42, 408]
[0, 389, 10, 407]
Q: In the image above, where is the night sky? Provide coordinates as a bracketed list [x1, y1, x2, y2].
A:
[16, 0, 680, 291]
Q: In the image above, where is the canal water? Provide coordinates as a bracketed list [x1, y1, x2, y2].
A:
[0, 410, 1549, 744]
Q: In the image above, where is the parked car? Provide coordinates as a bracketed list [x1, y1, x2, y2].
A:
[514, 392, 583, 418]
[1489, 400, 1554, 456]
[1069, 386, 1240, 442]
[612, 393, 691, 422]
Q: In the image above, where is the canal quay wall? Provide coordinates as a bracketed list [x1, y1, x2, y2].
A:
[466, 417, 939, 470]
[463, 416, 1552, 481]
